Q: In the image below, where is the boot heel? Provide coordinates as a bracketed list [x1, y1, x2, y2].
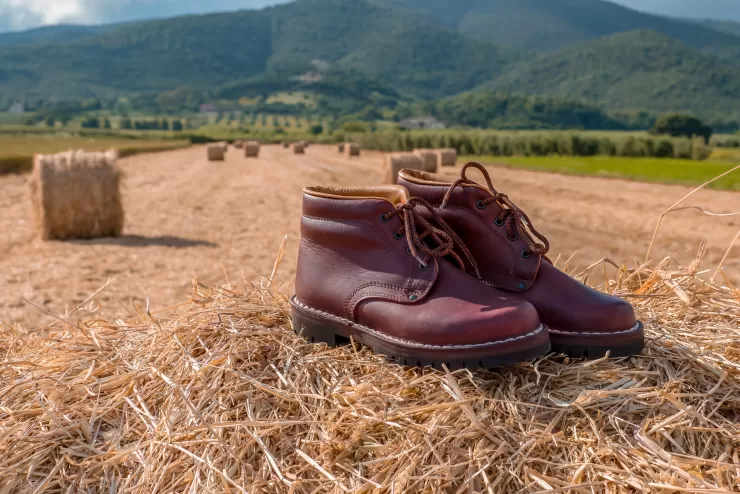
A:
[292, 311, 339, 347]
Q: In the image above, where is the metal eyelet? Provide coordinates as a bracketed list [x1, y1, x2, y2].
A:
[406, 247, 412, 255]
[476, 200, 487, 210]
[508, 233, 518, 241]
[379, 214, 389, 223]
[521, 249, 531, 259]
[419, 263, 428, 271]
[394, 231, 404, 240]
[494, 217, 504, 226]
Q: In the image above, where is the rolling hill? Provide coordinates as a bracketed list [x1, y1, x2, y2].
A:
[0, 0, 510, 100]
[0, 0, 739, 124]
[0, 25, 117, 47]
[692, 19, 740, 37]
[481, 30, 740, 121]
[375, 0, 740, 61]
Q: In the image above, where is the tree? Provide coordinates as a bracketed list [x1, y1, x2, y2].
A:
[103, 118, 112, 129]
[161, 119, 170, 131]
[120, 117, 133, 130]
[310, 125, 323, 135]
[81, 116, 101, 129]
[172, 120, 183, 131]
[45, 116, 56, 127]
[652, 113, 713, 144]
[342, 121, 368, 133]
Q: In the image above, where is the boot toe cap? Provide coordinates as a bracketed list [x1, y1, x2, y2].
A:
[575, 296, 638, 334]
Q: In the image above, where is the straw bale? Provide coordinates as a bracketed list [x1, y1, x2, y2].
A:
[437, 147, 457, 167]
[207, 145, 225, 161]
[413, 148, 438, 173]
[1, 249, 738, 492]
[245, 141, 260, 158]
[292, 142, 305, 154]
[384, 152, 423, 184]
[282, 141, 290, 149]
[233, 140, 244, 149]
[338, 143, 345, 153]
[345, 142, 361, 157]
[29, 150, 124, 240]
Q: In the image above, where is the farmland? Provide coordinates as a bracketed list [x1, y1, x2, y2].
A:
[0, 134, 190, 174]
[0, 144, 738, 492]
[1, 0, 740, 488]
[1, 145, 737, 326]
[465, 154, 740, 190]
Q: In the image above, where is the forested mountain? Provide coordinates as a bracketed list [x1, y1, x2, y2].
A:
[0, 25, 115, 46]
[692, 19, 740, 38]
[0, 0, 739, 124]
[0, 0, 509, 100]
[481, 30, 740, 121]
[375, 0, 740, 61]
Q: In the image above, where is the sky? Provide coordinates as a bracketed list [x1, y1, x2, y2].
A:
[1, 0, 740, 32]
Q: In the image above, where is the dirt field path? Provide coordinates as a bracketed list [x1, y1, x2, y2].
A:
[1, 145, 738, 327]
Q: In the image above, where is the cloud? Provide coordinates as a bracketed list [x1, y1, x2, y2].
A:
[0, 0, 104, 29]
[0, 0, 288, 31]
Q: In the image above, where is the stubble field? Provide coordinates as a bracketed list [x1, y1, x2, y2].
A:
[1, 144, 737, 327]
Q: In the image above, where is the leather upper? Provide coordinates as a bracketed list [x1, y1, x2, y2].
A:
[398, 174, 541, 292]
[397, 169, 637, 334]
[294, 187, 542, 346]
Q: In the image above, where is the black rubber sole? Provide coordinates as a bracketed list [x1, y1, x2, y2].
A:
[291, 297, 551, 370]
[549, 322, 645, 359]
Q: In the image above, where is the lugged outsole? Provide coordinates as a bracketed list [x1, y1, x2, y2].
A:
[549, 322, 645, 359]
[291, 297, 551, 370]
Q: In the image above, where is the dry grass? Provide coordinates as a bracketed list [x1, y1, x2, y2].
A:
[1, 158, 739, 492]
[30, 150, 124, 240]
[385, 152, 423, 184]
[245, 141, 261, 158]
[413, 149, 439, 173]
[0, 243, 737, 492]
[438, 148, 458, 168]
[207, 145, 225, 161]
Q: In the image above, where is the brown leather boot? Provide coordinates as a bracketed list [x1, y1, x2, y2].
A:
[291, 185, 550, 369]
[398, 163, 644, 359]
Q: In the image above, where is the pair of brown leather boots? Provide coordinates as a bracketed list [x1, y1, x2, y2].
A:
[291, 163, 644, 369]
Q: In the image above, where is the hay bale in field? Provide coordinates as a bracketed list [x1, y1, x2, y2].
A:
[30, 150, 124, 240]
[384, 153, 423, 184]
[245, 141, 260, 158]
[282, 141, 290, 149]
[292, 142, 305, 154]
[437, 148, 457, 167]
[413, 148, 438, 173]
[207, 145, 225, 161]
[234, 140, 244, 149]
[338, 143, 346, 153]
[345, 142, 361, 157]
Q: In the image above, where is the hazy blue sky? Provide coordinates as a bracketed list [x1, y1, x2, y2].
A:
[1, 0, 739, 32]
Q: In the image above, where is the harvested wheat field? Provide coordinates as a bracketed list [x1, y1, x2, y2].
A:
[0, 145, 737, 325]
[0, 145, 738, 492]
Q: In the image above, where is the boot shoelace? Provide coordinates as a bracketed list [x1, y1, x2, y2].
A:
[382, 197, 482, 279]
[441, 162, 550, 257]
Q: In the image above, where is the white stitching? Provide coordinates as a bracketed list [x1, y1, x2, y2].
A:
[548, 322, 642, 336]
[292, 297, 546, 350]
